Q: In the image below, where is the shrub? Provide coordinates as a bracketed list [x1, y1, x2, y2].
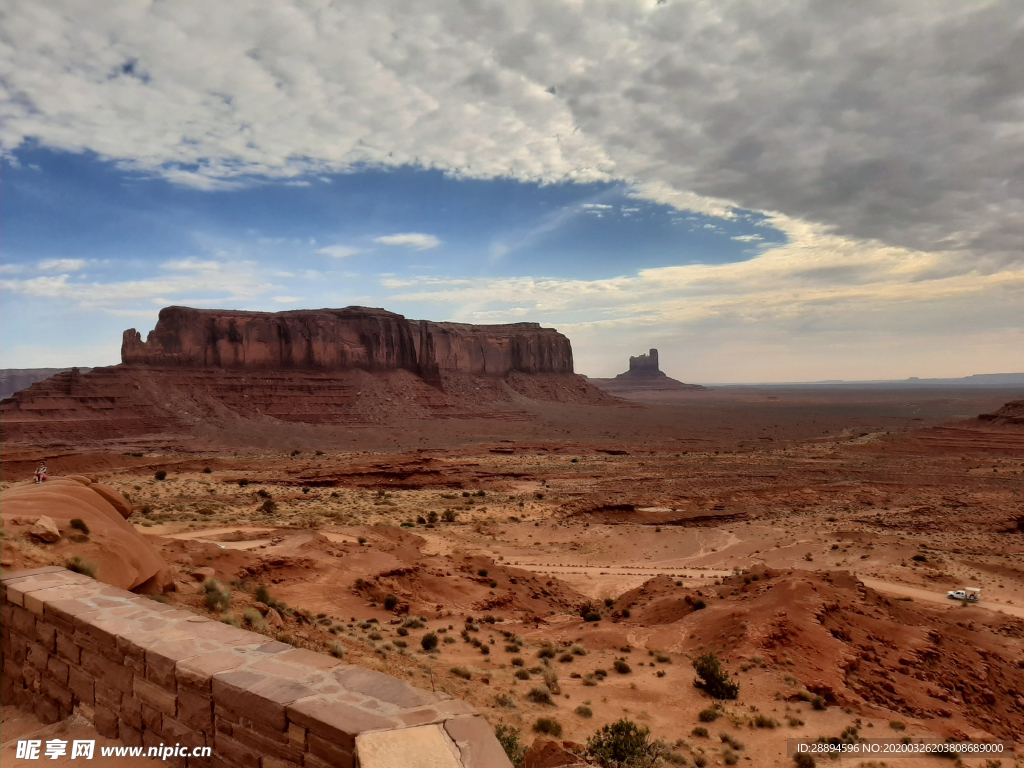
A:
[396, 626, 409, 637]
[798, 690, 826, 710]
[586, 718, 651, 768]
[613, 659, 631, 674]
[260, 500, 277, 514]
[533, 718, 562, 737]
[242, 609, 264, 628]
[514, 669, 531, 680]
[753, 714, 778, 729]
[495, 693, 516, 709]
[655, 653, 671, 664]
[691, 727, 709, 738]
[421, 632, 439, 651]
[538, 644, 557, 659]
[698, 707, 719, 722]
[889, 721, 906, 731]
[720, 733, 744, 750]
[559, 653, 574, 663]
[571, 644, 587, 656]
[69, 518, 90, 535]
[693, 755, 708, 768]
[793, 755, 816, 768]
[154, 470, 167, 481]
[723, 749, 739, 766]
[451, 666, 473, 680]
[358, 536, 368, 544]
[911, 554, 927, 563]
[441, 509, 458, 523]
[494, 724, 527, 767]
[403, 617, 425, 629]
[384, 594, 399, 611]
[526, 687, 554, 705]
[511, 656, 525, 667]
[201, 579, 231, 611]
[203, 466, 212, 473]
[691, 598, 706, 610]
[542, 669, 560, 694]
[583, 611, 602, 622]
[621, 608, 631, 618]
[478, 568, 489, 577]
[238, 478, 249, 487]
[65, 556, 97, 579]
[368, 631, 382, 641]
[255, 585, 272, 604]
[693, 653, 739, 699]
[220, 614, 240, 627]
[575, 705, 593, 718]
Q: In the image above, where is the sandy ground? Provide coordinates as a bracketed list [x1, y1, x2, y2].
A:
[2, 387, 1023, 767]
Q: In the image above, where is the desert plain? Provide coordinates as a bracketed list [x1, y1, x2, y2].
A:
[3, 364, 1023, 768]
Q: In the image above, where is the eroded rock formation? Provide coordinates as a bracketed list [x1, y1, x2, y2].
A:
[121, 306, 574, 377]
[589, 348, 706, 393]
[1, 306, 615, 445]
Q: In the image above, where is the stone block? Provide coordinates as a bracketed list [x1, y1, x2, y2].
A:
[307, 731, 357, 768]
[333, 666, 436, 709]
[177, 649, 251, 691]
[287, 697, 399, 750]
[81, 649, 133, 693]
[230, 722, 302, 762]
[95, 704, 120, 738]
[95, 679, 122, 711]
[356, 724, 463, 768]
[120, 720, 144, 747]
[11, 605, 36, 636]
[443, 715, 513, 768]
[26, 642, 49, 670]
[46, 655, 69, 686]
[135, 674, 177, 716]
[68, 666, 95, 705]
[161, 714, 206, 747]
[213, 732, 261, 768]
[143, 702, 163, 732]
[0, 566, 69, 582]
[178, 686, 213, 731]
[42, 677, 73, 710]
[55, 632, 81, 664]
[286, 722, 306, 749]
[212, 670, 313, 731]
[261, 758, 302, 768]
[121, 695, 143, 730]
[36, 621, 57, 651]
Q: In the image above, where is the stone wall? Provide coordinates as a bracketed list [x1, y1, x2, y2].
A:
[1, 567, 510, 768]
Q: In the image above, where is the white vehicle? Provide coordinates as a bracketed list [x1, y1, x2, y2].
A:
[947, 588, 980, 602]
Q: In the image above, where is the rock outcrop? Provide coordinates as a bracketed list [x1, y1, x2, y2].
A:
[0, 478, 171, 592]
[121, 305, 574, 377]
[1, 306, 616, 446]
[1, 368, 92, 400]
[588, 348, 706, 394]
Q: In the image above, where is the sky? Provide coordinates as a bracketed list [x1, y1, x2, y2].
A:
[1, 0, 1022, 382]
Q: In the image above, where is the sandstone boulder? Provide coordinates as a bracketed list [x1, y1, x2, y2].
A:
[29, 515, 61, 543]
[1, 478, 171, 591]
[521, 739, 589, 768]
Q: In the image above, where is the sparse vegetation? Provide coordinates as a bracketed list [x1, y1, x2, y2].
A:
[154, 470, 167, 481]
[201, 579, 231, 611]
[586, 718, 652, 768]
[421, 632, 439, 651]
[575, 705, 593, 718]
[494, 724, 527, 767]
[526, 686, 554, 705]
[65, 556, 97, 578]
[533, 717, 562, 737]
[693, 653, 738, 699]
[69, 518, 90, 535]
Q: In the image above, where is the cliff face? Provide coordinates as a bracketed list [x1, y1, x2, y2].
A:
[122, 306, 574, 377]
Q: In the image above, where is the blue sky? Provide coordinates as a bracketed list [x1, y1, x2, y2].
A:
[1, 1, 1021, 381]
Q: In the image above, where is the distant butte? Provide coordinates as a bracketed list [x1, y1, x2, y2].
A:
[588, 348, 706, 393]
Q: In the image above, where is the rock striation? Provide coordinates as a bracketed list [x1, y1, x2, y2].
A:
[588, 348, 706, 394]
[121, 306, 574, 378]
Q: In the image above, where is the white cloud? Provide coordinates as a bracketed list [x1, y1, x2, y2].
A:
[373, 233, 441, 250]
[581, 203, 613, 210]
[731, 234, 763, 242]
[38, 258, 86, 272]
[315, 245, 361, 259]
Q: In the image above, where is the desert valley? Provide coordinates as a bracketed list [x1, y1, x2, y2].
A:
[2, 307, 1022, 768]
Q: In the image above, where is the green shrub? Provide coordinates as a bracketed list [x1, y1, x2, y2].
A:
[693, 755, 708, 768]
[442, 510, 458, 522]
[538, 644, 557, 659]
[495, 693, 516, 709]
[575, 705, 593, 718]
[571, 644, 587, 656]
[586, 718, 651, 768]
[421, 632, 439, 651]
[65, 556, 97, 579]
[526, 687, 553, 705]
[511, 656, 525, 667]
[451, 666, 472, 680]
[693, 653, 738, 699]
[533, 718, 562, 737]
[613, 659, 631, 674]
[384, 594, 399, 611]
[723, 749, 739, 766]
[698, 707, 719, 722]
[69, 518, 90, 535]
[255, 585, 272, 604]
[220, 613, 240, 627]
[154, 470, 167, 481]
[753, 714, 778, 729]
[494, 724, 527, 767]
[719, 733, 744, 750]
[242, 609, 265, 628]
[330, 642, 345, 659]
[691, 726, 709, 737]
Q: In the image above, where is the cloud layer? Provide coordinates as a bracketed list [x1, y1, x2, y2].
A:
[2, 0, 1022, 378]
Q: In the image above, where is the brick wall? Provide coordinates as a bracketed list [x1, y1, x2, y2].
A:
[1, 567, 511, 768]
